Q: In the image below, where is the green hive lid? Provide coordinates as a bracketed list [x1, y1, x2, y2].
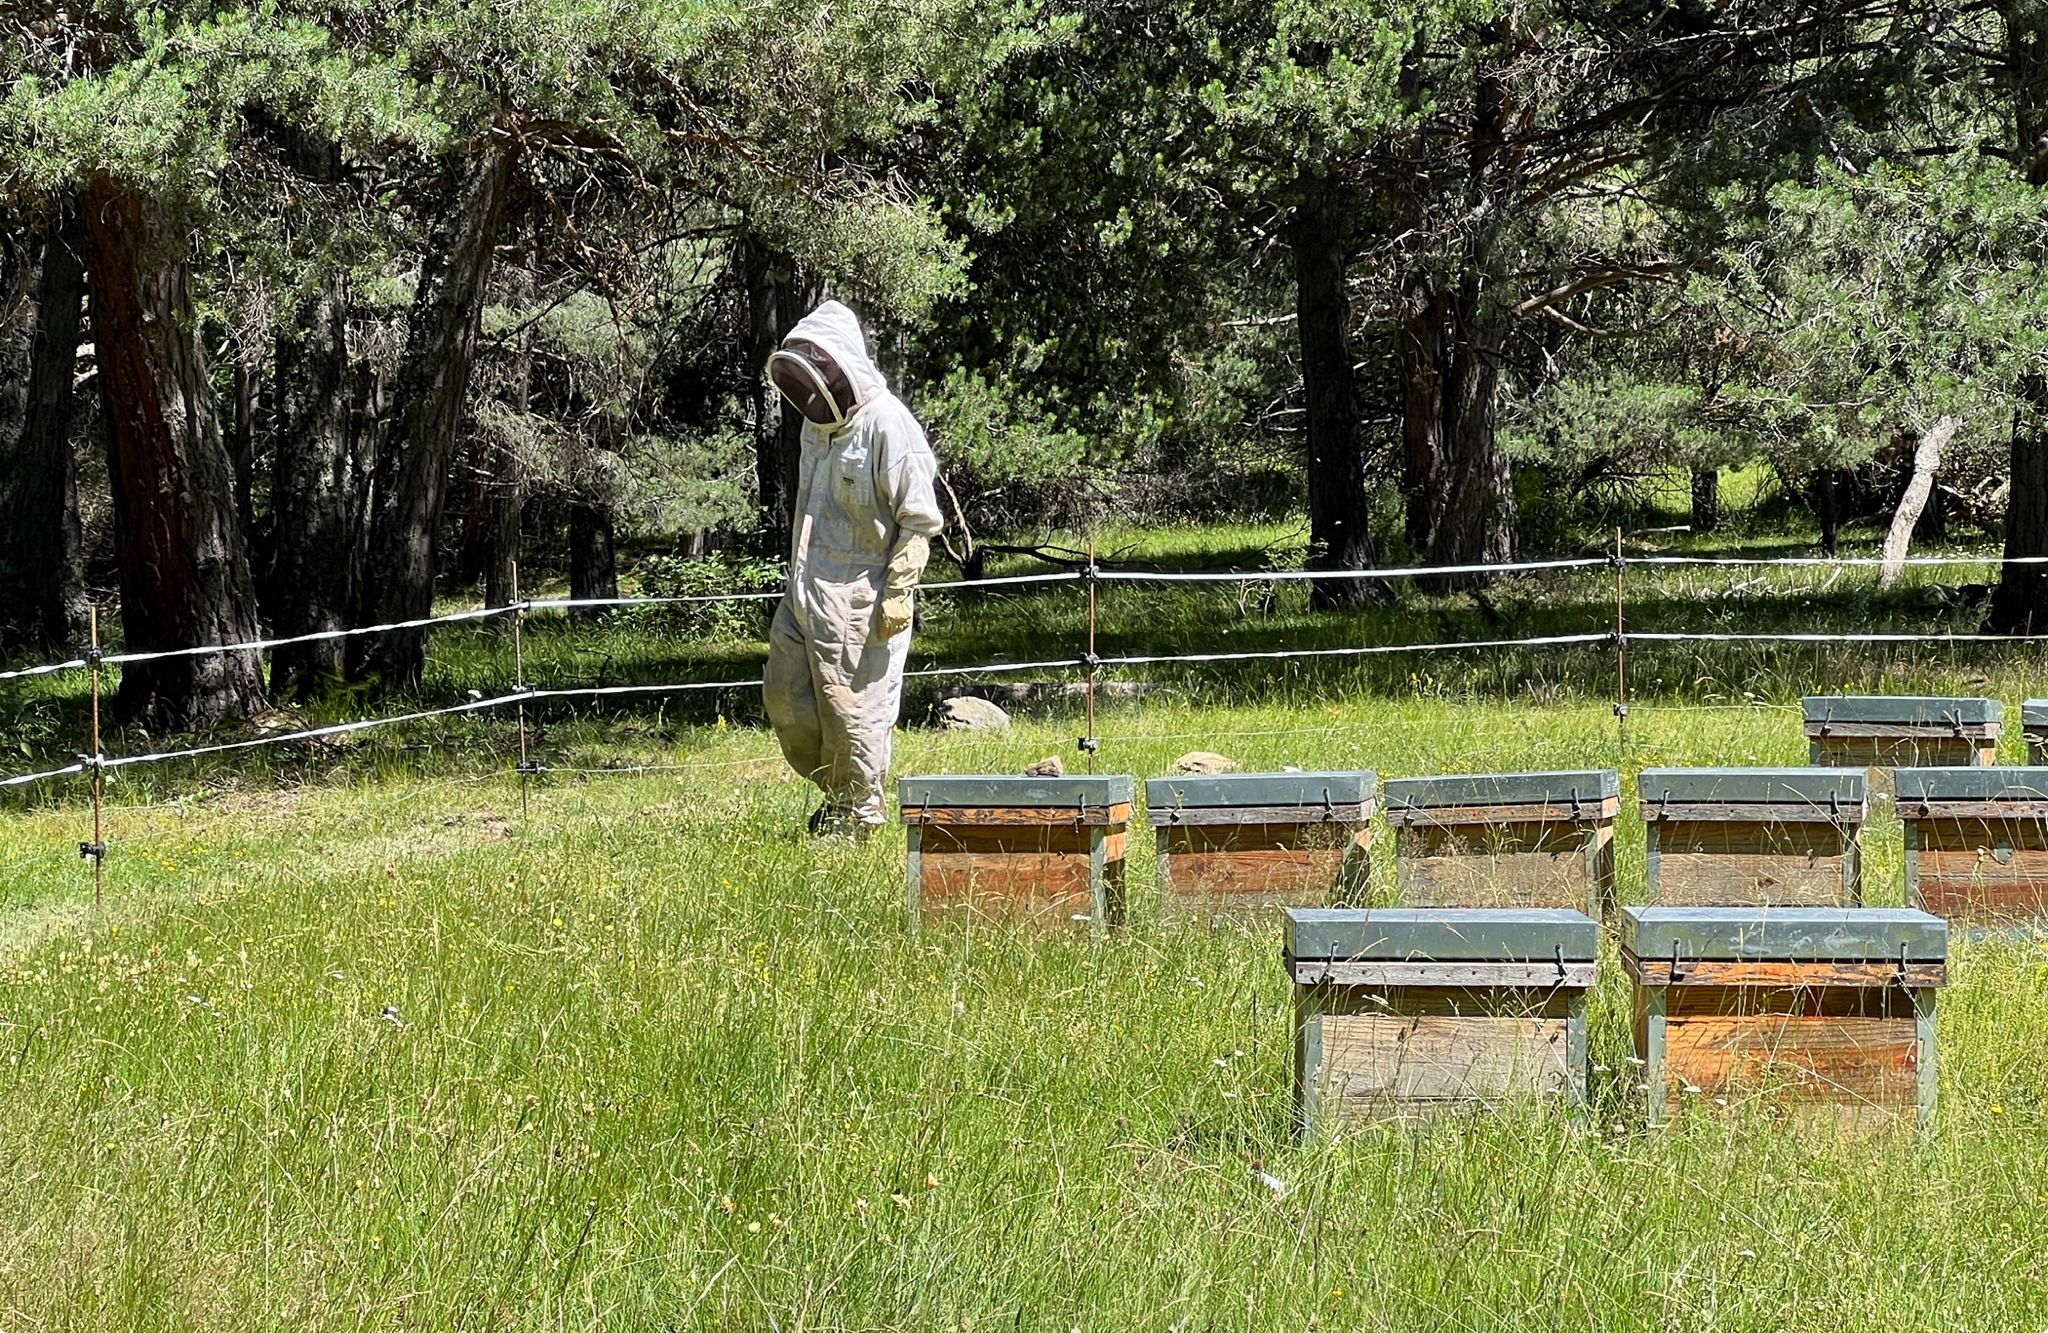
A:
[1382, 770, 1620, 810]
[2025, 700, 2048, 728]
[1619, 906, 1946, 962]
[1283, 908, 1599, 963]
[1638, 767, 1865, 807]
[1801, 694, 2001, 726]
[1145, 770, 1376, 809]
[1894, 766, 2048, 802]
[898, 773, 1135, 807]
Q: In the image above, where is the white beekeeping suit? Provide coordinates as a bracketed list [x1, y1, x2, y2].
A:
[761, 301, 943, 831]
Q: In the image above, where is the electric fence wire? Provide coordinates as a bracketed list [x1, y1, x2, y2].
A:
[8, 548, 2048, 686]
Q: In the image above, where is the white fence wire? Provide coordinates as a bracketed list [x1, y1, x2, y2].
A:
[5, 546, 2047, 794]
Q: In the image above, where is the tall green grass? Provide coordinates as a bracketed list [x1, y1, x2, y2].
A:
[5, 693, 2048, 1330]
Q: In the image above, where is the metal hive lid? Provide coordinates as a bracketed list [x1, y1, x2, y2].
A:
[1894, 766, 2048, 802]
[1145, 771, 1376, 809]
[1283, 907, 1600, 963]
[1382, 769, 1620, 810]
[1619, 906, 1947, 961]
[897, 773, 1136, 807]
[1801, 694, 2001, 725]
[1637, 767, 1866, 807]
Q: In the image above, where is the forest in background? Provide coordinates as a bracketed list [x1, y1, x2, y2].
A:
[6, 0, 2048, 733]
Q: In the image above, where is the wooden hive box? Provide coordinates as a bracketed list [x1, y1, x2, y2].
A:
[1146, 770, 1375, 923]
[1639, 767, 1866, 906]
[2024, 700, 2048, 765]
[1897, 766, 2048, 927]
[1284, 907, 1598, 1131]
[899, 774, 1133, 931]
[1803, 695, 2000, 780]
[1384, 770, 1619, 915]
[1621, 906, 1946, 1126]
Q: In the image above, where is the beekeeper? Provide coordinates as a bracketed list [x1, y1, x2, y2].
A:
[761, 301, 943, 834]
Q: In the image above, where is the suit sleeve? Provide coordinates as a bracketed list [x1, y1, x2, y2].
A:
[873, 401, 945, 539]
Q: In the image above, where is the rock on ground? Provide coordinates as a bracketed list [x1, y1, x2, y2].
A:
[1172, 751, 1237, 775]
[1024, 755, 1065, 777]
[939, 695, 1011, 732]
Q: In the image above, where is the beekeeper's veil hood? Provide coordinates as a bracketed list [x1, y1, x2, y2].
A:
[768, 300, 886, 429]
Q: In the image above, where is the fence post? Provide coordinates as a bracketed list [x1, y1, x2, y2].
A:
[1613, 527, 1629, 751]
[511, 562, 534, 818]
[83, 605, 106, 906]
[1080, 543, 1100, 775]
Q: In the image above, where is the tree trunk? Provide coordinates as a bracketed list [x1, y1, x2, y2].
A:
[1398, 275, 1446, 553]
[1878, 416, 1957, 590]
[743, 237, 815, 555]
[1988, 393, 2048, 633]
[483, 243, 532, 614]
[0, 213, 89, 655]
[1425, 275, 1513, 583]
[1420, 63, 1515, 585]
[230, 349, 259, 541]
[568, 497, 618, 623]
[268, 268, 356, 699]
[81, 177, 266, 729]
[1690, 467, 1719, 534]
[1988, 10, 2048, 631]
[1291, 182, 1376, 609]
[1815, 468, 1842, 556]
[352, 144, 514, 690]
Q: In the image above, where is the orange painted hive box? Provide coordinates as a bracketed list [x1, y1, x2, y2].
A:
[1897, 766, 2048, 928]
[900, 774, 1132, 930]
[1622, 906, 1946, 1127]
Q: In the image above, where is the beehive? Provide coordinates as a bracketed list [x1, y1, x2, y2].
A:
[1385, 770, 1619, 915]
[1621, 906, 1946, 1126]
[2024, 700, 2048, 765]
[1639, 767, 1866, 906]
[1284, 907, 1597, 1130]
[1147, 771, 1375, 923]
[1897, 766, 2048, 927]
[899, 774, 1133, 930]
[1803, 694, 2000, 779]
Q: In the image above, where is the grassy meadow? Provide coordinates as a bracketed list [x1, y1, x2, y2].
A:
[5, 514, 2048, 1330]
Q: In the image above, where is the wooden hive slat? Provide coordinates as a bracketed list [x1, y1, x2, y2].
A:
[1638, 769, 1866, 906]
[1896, 767, 2048, 927]
[1804, 696, 2002, 778]
[1622, 906, 1945, 1127]
[901, 774, 1132, 931]
[1286, 908, 1596, 1133]
[1385, 771, 1620, 915]
[1147, 772, 1378, 923]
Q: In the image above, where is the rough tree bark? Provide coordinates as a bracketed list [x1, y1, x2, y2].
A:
[1815, 468, 1843, 557]
[568, 497, 618, 624]
[1291, 180, 1377, 609]
[81, 176, 266, 728]
[352, 143, 515, 690]
[1987, 10, 2048, 633]
[1690, 467, 1719, 534]
[1878, 416, 1957, 590]
[1399, 274, 1446, 553]
[268, 268, 355, 698]
[0, 213, 89, 655]
[483, 239, 532, 614]
[1989, 390, 2048, 633]
[743, 236, 815, 554]
[1422, 61, 1516, 585]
